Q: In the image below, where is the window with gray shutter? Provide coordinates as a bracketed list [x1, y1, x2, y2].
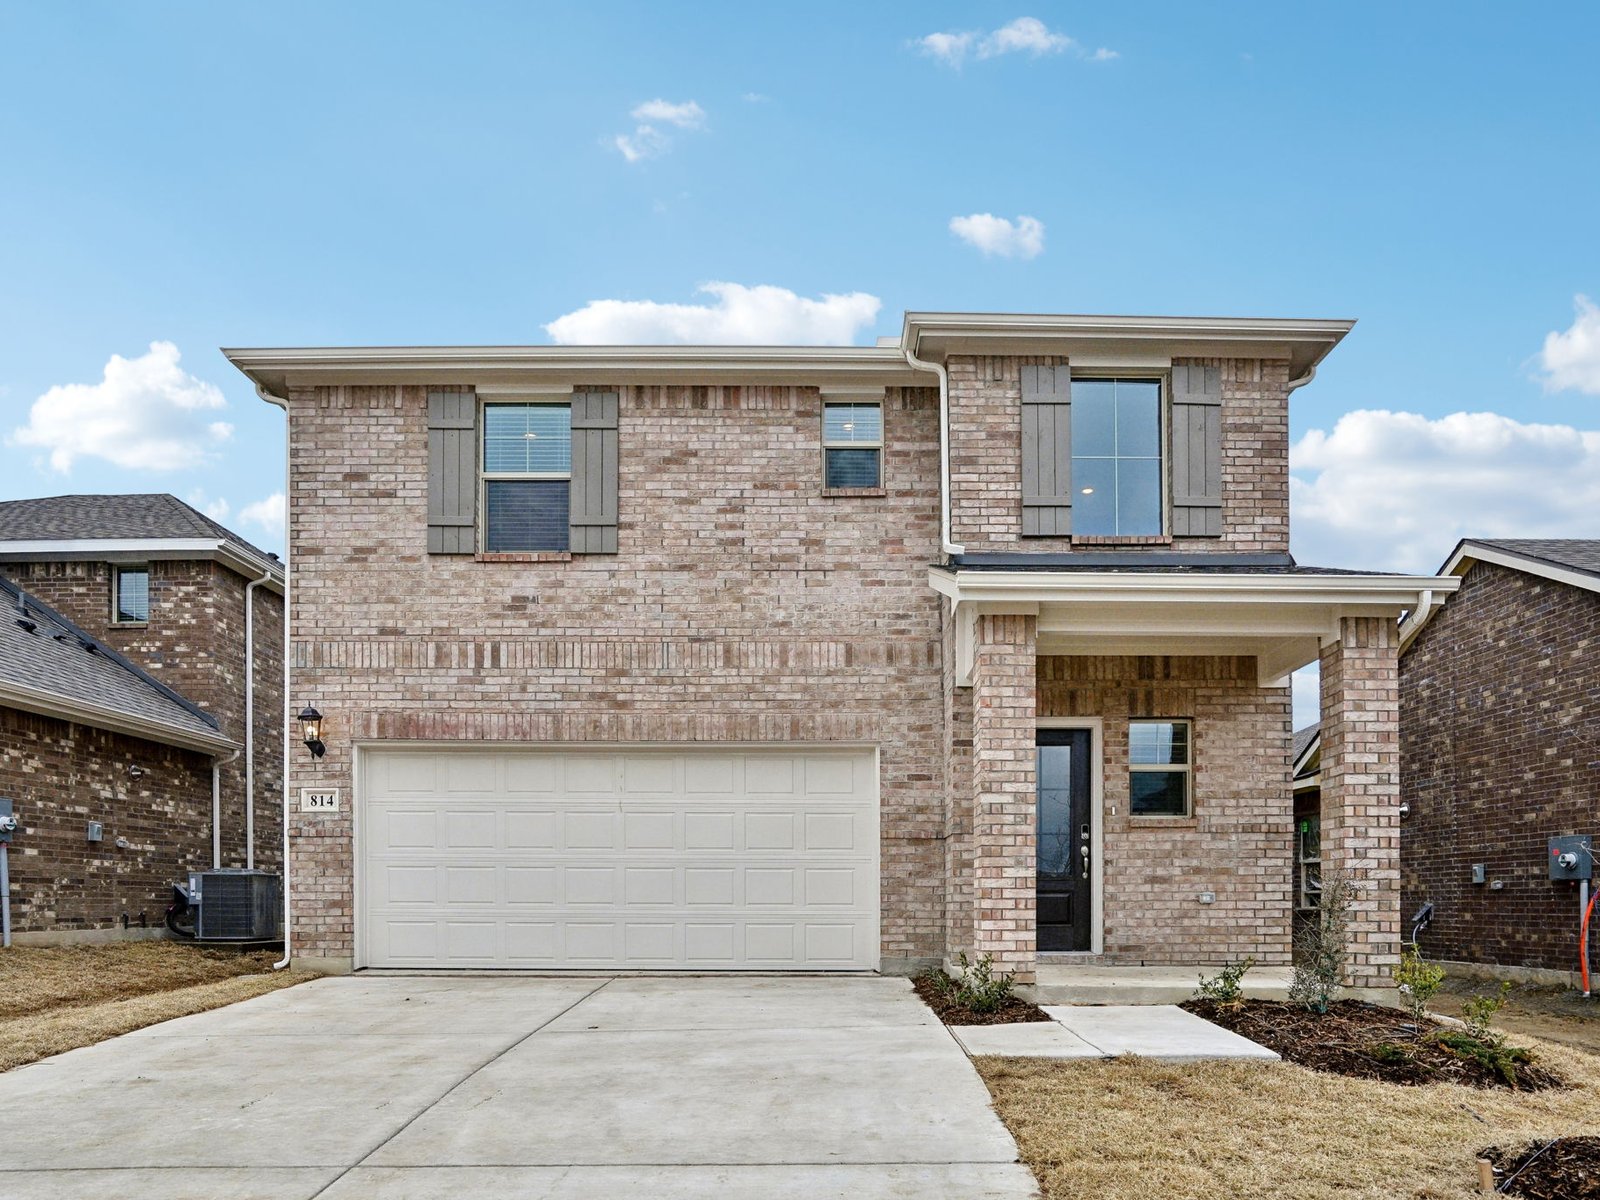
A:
[569, 390, 619, 554]
[427, 388, 477, 554]
[481, 402, 573, 552]
[1021, 363, 1073, 536]
[1170, 364, 1223, 537]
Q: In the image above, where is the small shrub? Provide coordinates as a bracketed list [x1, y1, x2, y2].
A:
[1431, 1028, 1533, 1088]
[1371, 1041, 1411, 1064]
[1291, 870, 1354, 1014]
[1195, 957, 1255, 1005]
[947, 951, 1016, 1014]
[1393, 942, 1446, 1031]
[1462, 981, 1514, 1044]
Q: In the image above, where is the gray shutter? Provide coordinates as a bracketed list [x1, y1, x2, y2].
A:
[1170, 364, 1223, 537]
[427, 388, 477, 554]
[569, 389, 619, 554]
[1020, 363, 1072, 536]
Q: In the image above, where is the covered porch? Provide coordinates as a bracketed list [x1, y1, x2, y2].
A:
[933, 557, 1458, 995]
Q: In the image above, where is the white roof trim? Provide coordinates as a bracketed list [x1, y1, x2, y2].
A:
[1401, 541, 1600, 651]
[930, 568, 1458, 608]
[0, 679, 238, 755]
[0, 538, 283, 591]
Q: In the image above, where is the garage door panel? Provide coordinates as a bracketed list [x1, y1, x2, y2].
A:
[360, 748, 879, 970]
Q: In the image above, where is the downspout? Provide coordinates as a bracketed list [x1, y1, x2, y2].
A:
[1285, 364, 1318, 394]
[243, 566, 275, 869]
[211, 750, 241, 868]
[256, 383, 293, 972]
[903, 347, 965, 559]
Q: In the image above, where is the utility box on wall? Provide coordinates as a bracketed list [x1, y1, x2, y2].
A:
[1548, 835, 1593, 881]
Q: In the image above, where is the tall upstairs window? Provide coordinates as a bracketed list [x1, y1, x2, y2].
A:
[482, 403, 572, 552]
[114, 567, 149, 623]
[1069, 378, 1162, 536]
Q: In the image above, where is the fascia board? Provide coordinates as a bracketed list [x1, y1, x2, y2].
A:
[0, 681, 238, 756]
[0, 538, 284, 592]
[1444, 541, 1600, 597]
[930, 569, 1461, 610]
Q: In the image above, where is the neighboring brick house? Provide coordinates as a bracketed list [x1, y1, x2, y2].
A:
[226, 313, 1454, 991]
[0, 495, 285, 938]
[1400, 539, 1600, 979]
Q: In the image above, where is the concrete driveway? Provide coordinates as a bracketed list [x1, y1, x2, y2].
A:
[0, 975, 1036, 1199]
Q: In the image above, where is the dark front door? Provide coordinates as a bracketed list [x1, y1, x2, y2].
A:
[1037, 728, 1094, 952]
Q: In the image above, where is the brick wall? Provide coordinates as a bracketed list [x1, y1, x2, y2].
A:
[1, 560, 285, 873]
[0, 706, 213, 932]
[1037, 654, 1294, 965]
[946, 355, 1291, 554]
[1401, 561, 1600, 972]
[285, 382, 947, 966]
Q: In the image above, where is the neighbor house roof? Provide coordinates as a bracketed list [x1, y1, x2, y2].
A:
[0, 575, 235, 754]
[0, 494, 281, 589]
[1292, 723, 1321, 788]
[1401, 538, 1600, 650]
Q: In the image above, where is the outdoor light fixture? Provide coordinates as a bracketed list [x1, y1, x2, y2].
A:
[298, 706, 326, 758]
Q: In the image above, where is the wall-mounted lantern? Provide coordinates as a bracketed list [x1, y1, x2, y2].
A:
[298, 706, 326, 759]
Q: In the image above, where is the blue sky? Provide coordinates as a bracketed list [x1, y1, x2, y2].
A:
[2, 1, 1599, 632]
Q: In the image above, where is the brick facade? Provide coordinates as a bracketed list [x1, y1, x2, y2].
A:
[0, 558, 285, 873]
[0, 706, 213, 933]
[1401, 561, 1600, 973]
[947, 356, 1291, 554]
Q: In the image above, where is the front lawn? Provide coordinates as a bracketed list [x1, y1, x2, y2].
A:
[0, 940, 311, 1071]
[977, 1035, 1600, 1200]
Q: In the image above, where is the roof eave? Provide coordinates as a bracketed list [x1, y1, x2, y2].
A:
[930, 567, 1458, 608]
[0, 680, 238, 756]
[0, 538, 283, 591]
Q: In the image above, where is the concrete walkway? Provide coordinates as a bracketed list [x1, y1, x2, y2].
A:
[0, 975, 1037, 1200]
[950, 1003, 1279, 1061]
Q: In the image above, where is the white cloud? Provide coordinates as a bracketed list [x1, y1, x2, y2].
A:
[1290, 408, 1600, 572]
[612, 98, 705, 163]
[741, 92, 771, 104]
[949, 213, 1045, 259]
[916, 17, 1114, 67]
[238, 492, 285, 541]
[185, 489, 230, 523]
[1538, 294, 1600, 395]
[630, 99, 704, 129]
[545, 282, 882, 346]
[8, 341, 232, 472]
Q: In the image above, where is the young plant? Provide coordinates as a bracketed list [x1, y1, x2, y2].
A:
[949, 951, 1017, 1014]
[1195, 957, 1255, 1006]
[1290, 870, 1354, 1015]
[1393, 942, 1446, 1032]
[1461, 981, 1514, 1045]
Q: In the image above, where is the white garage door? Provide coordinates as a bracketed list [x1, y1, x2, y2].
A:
[359, 746, 880, 970]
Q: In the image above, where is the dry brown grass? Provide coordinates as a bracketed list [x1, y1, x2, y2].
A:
[0, 941, 311, 1071]
[978, 1037, 1600, 1200]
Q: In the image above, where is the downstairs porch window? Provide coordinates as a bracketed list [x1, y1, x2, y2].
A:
[1128, 719, 1191, 816]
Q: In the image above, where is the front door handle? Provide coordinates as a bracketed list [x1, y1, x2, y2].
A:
[1079, 824, 1091, 879]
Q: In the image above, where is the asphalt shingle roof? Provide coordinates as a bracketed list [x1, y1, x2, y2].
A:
[0, 575, 225, 749]
[1467, 539, 1600, 579]
[1291, 723, 1320, 773]
[0, 494, 276, 563]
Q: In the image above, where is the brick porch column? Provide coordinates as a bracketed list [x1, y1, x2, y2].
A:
[970, 612, 1038, 983]
[1318, 615, 1401, 990]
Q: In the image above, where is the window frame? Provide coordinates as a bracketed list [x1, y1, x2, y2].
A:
[478, 399, 575, 554]
[1069, 373, 1170, 539]
[821, 399, 885, 493]
[111, 565, 150, 625]
[1126, 717, 1193, 818]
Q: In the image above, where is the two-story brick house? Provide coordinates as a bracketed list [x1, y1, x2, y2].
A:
[0, 494, 285, 937]
[226, 313, 1455, 991]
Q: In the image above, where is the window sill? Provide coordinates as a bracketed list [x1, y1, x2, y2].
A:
[109, 621, 148, 630]
[1126, 815, 1198, 829]
[821, 486, 887, 499]
[474, 552, 573, 563]
[1070, 534, 1173, 546]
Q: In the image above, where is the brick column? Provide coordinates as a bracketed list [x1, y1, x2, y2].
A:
[1319, 616, 1401, 990]
[970, 612, 1038, 982]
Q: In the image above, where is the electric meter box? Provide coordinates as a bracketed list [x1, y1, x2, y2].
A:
[1548, 835, 1592, 881]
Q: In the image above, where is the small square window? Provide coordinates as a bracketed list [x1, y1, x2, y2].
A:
[823, 402, 882, 490]
[1128, 719, 1191, 816]
[114, 568, 149, 623]
[482, 403, 571, 551]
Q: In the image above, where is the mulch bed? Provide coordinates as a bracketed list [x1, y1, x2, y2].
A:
[1182, 998, 1564, 1091]
[912, 972, 1050, 1025]
[1482, 1137, 1600, 1198]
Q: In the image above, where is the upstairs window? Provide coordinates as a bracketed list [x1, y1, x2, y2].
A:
[1070, 378, 1162, 536]
[1128, 719, 1192, 817]
[823, 402, 883, 489]
[482, 403, 572, 552]
[114, 567, 149, 623]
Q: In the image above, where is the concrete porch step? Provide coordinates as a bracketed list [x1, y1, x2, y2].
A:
[1024, 964, 1294, 1006]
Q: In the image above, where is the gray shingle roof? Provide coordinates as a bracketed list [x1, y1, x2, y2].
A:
[0, 575, 227, 750]
[0, 494, 276, 563]
[1291, 723, 1320, 771]
[1467, 539, 1600, 579]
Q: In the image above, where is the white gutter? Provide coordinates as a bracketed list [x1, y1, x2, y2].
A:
[255, 383, 293, 972]
[903, 349, 964, 558]
[210, 749, 241, 868]
[930, 567, 1462, 607]
[243, 566, 275, 869]
[1285, 364, 1318, 393]
[0, 539, 283, 591]
[0, 679, 237, 755]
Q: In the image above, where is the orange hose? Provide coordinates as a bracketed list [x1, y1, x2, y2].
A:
[1583, 886, 1597, 996]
